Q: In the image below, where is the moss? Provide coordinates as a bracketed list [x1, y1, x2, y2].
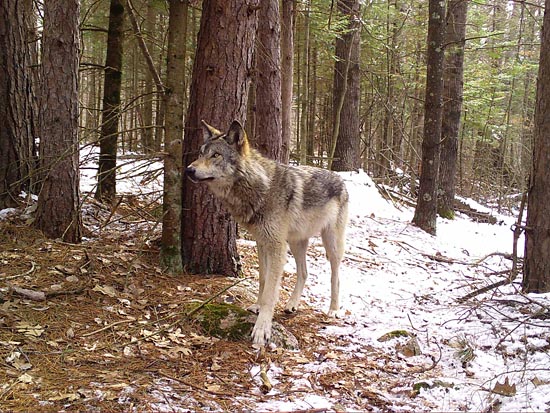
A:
[189, 303, 254, 341]
[377, 330, 412, 342]
[438, 207, 455, 220]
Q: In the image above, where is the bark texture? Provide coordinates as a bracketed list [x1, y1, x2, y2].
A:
[412, 0, 446, 235]
[96, 0, 124, 204]
[438, 0, 468, 219]
[34, 0, 82, 243]
[254, 0, 282, 161]
[181, 0, 259, 276]
[0, 0, 38, 208]
[523, 0, 550, 293]
[331, 0, 361, 172]
[161, 0, 187, 274]
[280, 0, 294, 164]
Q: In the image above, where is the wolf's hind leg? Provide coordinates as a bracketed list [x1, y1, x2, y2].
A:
[284, 239, 309, 313]
[321, 224, 345, 317]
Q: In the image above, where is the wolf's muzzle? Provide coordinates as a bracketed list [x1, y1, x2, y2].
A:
[185, 166, 199, 183]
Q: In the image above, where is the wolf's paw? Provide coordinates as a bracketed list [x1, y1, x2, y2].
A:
[251, 314, 272, 346]
[327, 308, 342, 318]
[247, 303, 260, 314]
[284, 304, 298, 314]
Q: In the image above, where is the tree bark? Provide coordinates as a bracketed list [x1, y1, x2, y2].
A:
[523, 0, 550, 293]
[280, 0, 294, 164]
[412, 0, 446, 235]
[142, 1, 156, 153]
[331, 0, 361, 172]
[181, 0, 259, 276]
[161, 0, 187, 274]
[0, 0, 38, 209]
[438, 0, 468, 219]
[34, 0, 82, 243]
[254, 0, 282, 161]
[95, 0, 124, 204]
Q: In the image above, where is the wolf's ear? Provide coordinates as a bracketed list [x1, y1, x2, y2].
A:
[201, 120, 223, 142]
[225, 120, 250, 155]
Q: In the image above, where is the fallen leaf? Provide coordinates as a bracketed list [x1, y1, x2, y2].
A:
[15, 322, 44, 337]
[492, 377, 516, 396]
[92, 284, 117, 297]
[18, 373, 34, 384]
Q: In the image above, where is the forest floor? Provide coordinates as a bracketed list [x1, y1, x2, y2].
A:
[1, 169, 550, 412]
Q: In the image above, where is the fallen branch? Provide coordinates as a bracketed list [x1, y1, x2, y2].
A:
[457, 279, 508, 303]
[8, 283, 88, 302]
[9, 285, 45, 301]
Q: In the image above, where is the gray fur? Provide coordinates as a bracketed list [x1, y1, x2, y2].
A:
[186, 120, 349, 346]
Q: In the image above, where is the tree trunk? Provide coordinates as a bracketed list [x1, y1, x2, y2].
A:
[254, 0, 282, 161]
[142, 2, 156, 154]
[95, 0, 124, 204]
[331, 0, 361, 172]
[0, 0, 38, 209]
[523, 0, 550, 293]
[438, 0, 468, 219]
[299, 1, 310, 165]
[412, 0, 446, 235]
[160, 0, 187, 274]
[280, 0, 294, 164]
[181, 0, 259, 276]
[34, 0, 82, 243]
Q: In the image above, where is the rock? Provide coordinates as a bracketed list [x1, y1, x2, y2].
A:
[378, 329, 421, 357]
[189, 303, 299, 349]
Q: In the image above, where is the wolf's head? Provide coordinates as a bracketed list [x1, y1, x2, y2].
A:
[185, 120, 250, 185]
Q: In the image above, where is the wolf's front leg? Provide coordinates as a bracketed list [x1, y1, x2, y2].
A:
[251, 240, 285, 346]
[247, 243, 266, 315]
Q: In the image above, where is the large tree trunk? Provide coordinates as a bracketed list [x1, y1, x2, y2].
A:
[438, 0, 468, 219]
[95, 0, 124, 204]
[34, 0, 82, 243]
[437, 0, 468, 219]
[161, 0, 187, 274]
[523, 0, 550, 293]
[331, 0, 361, 172]
[254, 0, 282, 161]
[412, 0, 446, 235]
[181, 0, 259, 276]
[280, 0, 294, 164]
[0, 0, 38, 209]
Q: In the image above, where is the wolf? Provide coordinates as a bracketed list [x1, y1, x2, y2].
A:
[186, 120, 349, 346]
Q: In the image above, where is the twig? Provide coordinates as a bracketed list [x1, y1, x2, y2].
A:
[473, 252, 513, 265]
[185, 277, 251, 319]
[82, 318, 136, 337]
[259, 363, 273, 394]
[158, 370, 233, 397]
[2, 261, 37, 280]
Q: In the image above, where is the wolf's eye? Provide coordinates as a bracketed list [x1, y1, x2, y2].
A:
[213, 153, 221, 159]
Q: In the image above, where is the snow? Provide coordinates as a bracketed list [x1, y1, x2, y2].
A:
[2, 154, 549, 412]
[276, 170, 550, 412]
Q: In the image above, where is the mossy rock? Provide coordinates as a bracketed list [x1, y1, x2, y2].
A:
[187, 303, 299, 349]
[377, 330, 413, 342]
[378, 330, 421, 357]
